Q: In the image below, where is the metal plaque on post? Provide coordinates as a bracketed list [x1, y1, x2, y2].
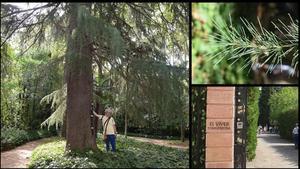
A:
[234, 87, 247, 168]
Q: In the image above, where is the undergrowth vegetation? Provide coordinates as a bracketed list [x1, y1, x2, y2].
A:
[1, 127, 55, 151]
[29, 135, 189, 168]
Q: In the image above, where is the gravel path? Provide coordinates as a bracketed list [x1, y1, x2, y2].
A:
[247, 134, 298, 168]
[1, 138, 53, 168]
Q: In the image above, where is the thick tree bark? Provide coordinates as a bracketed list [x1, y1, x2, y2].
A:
[94, 101, 103, 136]
[124, 81, 128, 138]
[65, 4, 97, 151]
[61, 114, 66, 138]
[180, 119, 185, 142]
[124, 110, 128, 138]
[94, 65, 105, 138]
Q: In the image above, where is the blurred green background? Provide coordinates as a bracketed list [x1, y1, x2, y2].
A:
[192, 3, 250, 84]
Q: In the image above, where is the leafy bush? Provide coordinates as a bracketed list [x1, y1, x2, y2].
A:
[246, 87, 260, 161]
[277, 109, 298, 140]
[1, 127, 56, 151]
[1, 127, 29, 150]
[269, 87, 298, 139]
[269, 87, 298, 120]
[29, 135, 188, 168]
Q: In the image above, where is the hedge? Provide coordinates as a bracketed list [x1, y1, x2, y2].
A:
[277, 109, 298, 140]
[269, 87, 298, 120]
[246, 87, 260, 161]
[269, 87, 298, 139]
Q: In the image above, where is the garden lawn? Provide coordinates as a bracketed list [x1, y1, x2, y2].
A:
[29, 135, 189, 168]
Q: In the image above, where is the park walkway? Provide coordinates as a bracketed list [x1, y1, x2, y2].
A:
[247, 134, 298, 168]
[1, 138, 53, 168]
[127, 136, 188, 150]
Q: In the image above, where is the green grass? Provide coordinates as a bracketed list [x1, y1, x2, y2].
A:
[29, 135, 189, 168]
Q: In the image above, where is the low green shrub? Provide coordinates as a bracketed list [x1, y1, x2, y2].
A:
[1, 127, 56, 151]
[278, 109, 298, 140]
[29, 135, 188, 168]
[1, 127, 29, 150]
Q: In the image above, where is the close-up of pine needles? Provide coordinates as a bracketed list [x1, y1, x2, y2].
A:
[192, 3, 299, 84]
[209, 15, 298, 76]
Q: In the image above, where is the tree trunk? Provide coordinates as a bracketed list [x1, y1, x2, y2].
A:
[65, 4, 97, 151]
[94, 53, 104, 139]
[61, 113, 66, 138]
[124, 110, 128, 138]
[94, 101, 104, 136]
[180, 119, 185, 142]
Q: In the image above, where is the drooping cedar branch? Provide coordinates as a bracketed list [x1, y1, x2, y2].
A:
[1, 3, 54, 19]
[18, 4, 60, 56]
[1, 3, 60, 48]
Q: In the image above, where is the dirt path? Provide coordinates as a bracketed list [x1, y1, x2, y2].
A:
[1, 137, 53, 168]
[247, 134, 298, 168]
[127, 136, 188, 150]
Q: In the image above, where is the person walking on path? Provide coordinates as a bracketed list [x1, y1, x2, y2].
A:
[292, 123, 299, 149]
[258, 125, 262, 135]
[93, 107, 118, 152]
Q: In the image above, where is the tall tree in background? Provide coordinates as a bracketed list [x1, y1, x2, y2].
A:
[258, 87, 270, 127]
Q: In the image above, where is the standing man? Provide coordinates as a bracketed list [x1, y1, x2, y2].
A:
[93, 107, 118, 152]
[292, 123, 299, 149]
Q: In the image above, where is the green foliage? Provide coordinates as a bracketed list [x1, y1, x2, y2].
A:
[101, 3, 189, 137]
[1, 43, 24, 128]
[269, 87, 298, 120]
[1, 43, 14, 79]
[269, 87, 298, 139]
[277, 109, 298, 140]
[1, 127, 55, 151]
[209, 15, 298, 75]
[114, 60, 188, 137]
[246, 87, 260, 161]
[1, 127, 28, 151]
[40, 84, 66, 130]
[29, 136, 188, 168]
[191, 86, 206, 168]
[66, 4, 124, 75]
[192, 3, 248, 84]
[1, 42, 64, 130]
[77, 5, 124, 58]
